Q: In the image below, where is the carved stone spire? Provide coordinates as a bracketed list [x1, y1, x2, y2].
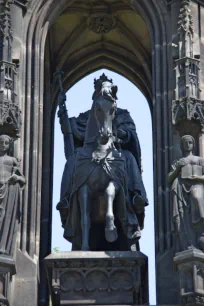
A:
[0, 0, 21, 137]
[172, 0, 203, 136]
[0, 0, 13, 61]
[178, 0, 194, 58]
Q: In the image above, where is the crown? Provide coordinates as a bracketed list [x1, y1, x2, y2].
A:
[94, 73, 113, 89]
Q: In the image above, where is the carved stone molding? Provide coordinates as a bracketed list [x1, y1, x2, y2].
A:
[182, 294, 204, 306]
[45, 251, 148, 305]
[0, 256, 16, 306]
[87, 13, 116, 34]
[174, 249, 204, 306]
[13, 0, 29, 7]
[0, 300, 9, 306]
[172, 97, 204, 136]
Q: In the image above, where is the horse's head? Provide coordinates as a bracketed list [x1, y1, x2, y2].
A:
[94, 95, 117, 144]
[84, 74, 118, 145]
[93, 76, 117, 144]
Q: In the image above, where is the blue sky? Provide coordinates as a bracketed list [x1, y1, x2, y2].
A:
[52, 69, 156, 304]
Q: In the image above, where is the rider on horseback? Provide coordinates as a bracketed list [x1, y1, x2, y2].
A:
[57, 73, 148, 250]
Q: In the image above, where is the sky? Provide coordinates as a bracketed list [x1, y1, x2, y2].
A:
[52, 69, 156, 304]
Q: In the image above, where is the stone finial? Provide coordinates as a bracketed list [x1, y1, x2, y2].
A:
[178, 0, 194, 58]
[178, 0, 194, 35]
[0, 0, 13, 61]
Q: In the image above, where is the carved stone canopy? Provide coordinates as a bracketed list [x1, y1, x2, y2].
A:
[172, 97, 204, 137]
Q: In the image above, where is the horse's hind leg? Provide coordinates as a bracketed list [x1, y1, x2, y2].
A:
[78, 184, 91, 251]
[105, 181, 118, 243]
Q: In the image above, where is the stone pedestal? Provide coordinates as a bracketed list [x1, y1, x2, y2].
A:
[174, 248, 204, 306]
[45, 251, 148, 306]
[0, 255, 16, 306]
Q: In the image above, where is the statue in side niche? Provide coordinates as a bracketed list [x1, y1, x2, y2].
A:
[57, 73, 148, 251]
[168, 135, 204, 251]
[0, 134, 25, 255]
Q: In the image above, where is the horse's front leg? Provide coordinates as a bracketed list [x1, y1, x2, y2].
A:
[78, 184, 91, 251]
[105, 181, 119, 243]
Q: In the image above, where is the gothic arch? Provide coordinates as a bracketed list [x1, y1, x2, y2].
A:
[11, 1, 174, 305]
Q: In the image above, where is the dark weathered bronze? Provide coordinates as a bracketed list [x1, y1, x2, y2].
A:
[168, 135, 204, 251]
[57, 74, 148, 252]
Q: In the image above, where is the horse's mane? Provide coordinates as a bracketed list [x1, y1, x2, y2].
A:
[84, 100, 98, 144]
[84, 81, 116, 145]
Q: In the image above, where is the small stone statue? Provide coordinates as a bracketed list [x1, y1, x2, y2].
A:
[0, 134, 25, 255]
[168, 135, 204, 251]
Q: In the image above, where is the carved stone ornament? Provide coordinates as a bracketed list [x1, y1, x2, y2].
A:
[174, 249, 204, 306]
[13, 0, 30, 7]
[0, 1, 21, 137]
[182, 294, 204, 306]
[0, 301, 9, 306]
[177, 0, 194, 58]
[0, 0, 14, 8]
[87, 14, 116, 34]
[0, 101, 21, 137]
[45, 252, 148, 305]
[0, 0, 30, 7]
[178, 0, 194, 36]
[172, 97, 204, 136]
[0, 0, 13, 43]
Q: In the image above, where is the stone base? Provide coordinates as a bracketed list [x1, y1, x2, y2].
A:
[45, 251, 149, 305]
[10, 249, 38, 306]
[174, 248, 204, 306]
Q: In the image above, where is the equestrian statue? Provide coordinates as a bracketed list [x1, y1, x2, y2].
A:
[57, 73, 148, 251]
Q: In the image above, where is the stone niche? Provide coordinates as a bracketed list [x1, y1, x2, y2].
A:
[45, 251, 148, 306]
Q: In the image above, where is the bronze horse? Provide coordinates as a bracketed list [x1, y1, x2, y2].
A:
[70, 85, 128, 251]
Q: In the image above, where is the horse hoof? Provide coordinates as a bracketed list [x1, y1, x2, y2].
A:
[105, 227, 118, 243]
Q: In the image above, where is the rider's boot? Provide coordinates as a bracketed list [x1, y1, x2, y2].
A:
[133, 192, 145, 213]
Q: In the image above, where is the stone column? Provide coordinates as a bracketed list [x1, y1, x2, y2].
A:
[0, 1, 26, 305]
[170, 1, 204, 305]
